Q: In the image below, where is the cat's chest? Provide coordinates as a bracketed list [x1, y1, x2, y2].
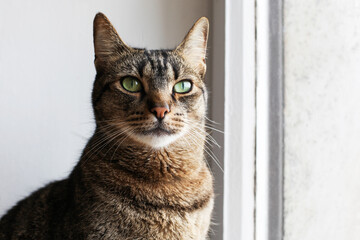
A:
[85, 197, 213, 240]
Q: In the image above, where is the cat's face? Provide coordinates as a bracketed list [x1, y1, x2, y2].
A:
[92, 13, 209, 148]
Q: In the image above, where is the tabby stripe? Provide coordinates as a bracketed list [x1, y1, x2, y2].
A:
[161, 51, 168, 70]
[171, 62, 179, 80]
[137, 60, 147, 78]
[157, 58, 163, 74]
[144, 50, 155, 69]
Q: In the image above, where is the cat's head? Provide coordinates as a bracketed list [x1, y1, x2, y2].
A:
[92, 13, 209, 148]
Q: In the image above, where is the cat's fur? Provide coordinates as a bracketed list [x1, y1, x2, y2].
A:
[0, 13, 213, 240]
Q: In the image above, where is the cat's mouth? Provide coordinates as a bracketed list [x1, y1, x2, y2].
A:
[129, 121, 185, 148]
[142, 125, 174, 136]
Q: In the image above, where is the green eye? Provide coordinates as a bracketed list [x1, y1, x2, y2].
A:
[173, 80, 192, 93]
[121, 77, 142, 93]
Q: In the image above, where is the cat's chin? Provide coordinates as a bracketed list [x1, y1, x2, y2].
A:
[130, 132, 185, 149]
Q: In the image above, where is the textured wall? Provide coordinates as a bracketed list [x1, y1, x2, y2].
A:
[0, 0, 210, 216]
[284, 0, 360, 239]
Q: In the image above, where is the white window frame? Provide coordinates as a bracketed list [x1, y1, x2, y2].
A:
[223, 0, 256, 239]
[256, 0, 284, 239]
[211, 0, 284, 239]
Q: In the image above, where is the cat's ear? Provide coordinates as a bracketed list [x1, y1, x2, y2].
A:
[93, 13, 131, 68]
[176, 17, 209, 78]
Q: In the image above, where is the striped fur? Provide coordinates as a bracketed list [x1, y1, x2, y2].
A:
[0, 13, 213, 240]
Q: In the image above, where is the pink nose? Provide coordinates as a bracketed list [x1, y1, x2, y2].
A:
[151, 107, 170, 120]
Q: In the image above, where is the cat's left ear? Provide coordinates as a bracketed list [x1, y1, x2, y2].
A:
[176, 17, 209, 78]
[93, 13, 131, 69]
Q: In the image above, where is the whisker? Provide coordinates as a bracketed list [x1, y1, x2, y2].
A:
[204, 116, 220, 125]
[185, 128, 224, 173]
[83, 125, 126, 156]
[81, 123, 131, 166]
[183, 136, 215, 177]
[186, 122, 221, 148]
[109, 128, 135, 162]
[183, 118, 224, 134]
[182, 119, 221, 148]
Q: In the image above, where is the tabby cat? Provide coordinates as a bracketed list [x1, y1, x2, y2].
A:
[0, 13, 214, 240]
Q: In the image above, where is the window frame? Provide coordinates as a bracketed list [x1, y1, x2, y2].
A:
[211, 0, 284, 239]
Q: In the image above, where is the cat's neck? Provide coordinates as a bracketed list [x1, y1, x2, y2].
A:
[79, 129, 207, 181]
[72, 127, 213, 217]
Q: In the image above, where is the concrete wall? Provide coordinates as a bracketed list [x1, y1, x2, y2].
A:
[284, 0, 360, 239]
[0, 0, 211, 218]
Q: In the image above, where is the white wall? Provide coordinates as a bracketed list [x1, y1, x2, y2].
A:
[0, 0, 211, 218]
[284, 0, 360, 239]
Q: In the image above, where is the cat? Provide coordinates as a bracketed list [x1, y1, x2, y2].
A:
[0, 13, 214, 240]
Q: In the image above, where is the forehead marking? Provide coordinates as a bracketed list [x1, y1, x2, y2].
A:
[161, 51, 169, 68]
[137, 59, 147, 78]
[144, 50, 155, 69]
[139, 50, 182, 90]
[171, 61, 180, 80]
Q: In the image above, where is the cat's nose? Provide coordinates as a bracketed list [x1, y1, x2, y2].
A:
[150, 106, 170, 120]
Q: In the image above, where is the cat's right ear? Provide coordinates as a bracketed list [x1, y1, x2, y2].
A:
[93, 13, 131, 69]
[175, 17, 209, 78]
